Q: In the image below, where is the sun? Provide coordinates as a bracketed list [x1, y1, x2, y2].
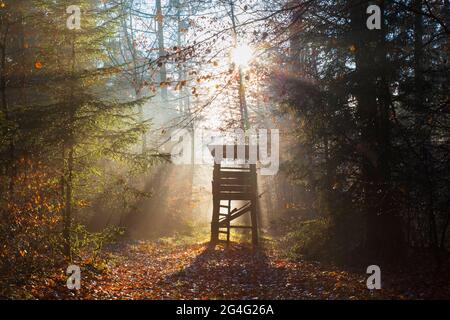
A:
[231, 44, 253, 67]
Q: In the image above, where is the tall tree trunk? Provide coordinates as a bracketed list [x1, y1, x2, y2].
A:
[350, 0, 400, 261]
[0, 21, 14, 195]
[156, 0, 168, 102]
[413, 0, 438, 249]
[63, 33, 77, 260]
[229, 0, 248, 129]
[120, 1, 147, 153]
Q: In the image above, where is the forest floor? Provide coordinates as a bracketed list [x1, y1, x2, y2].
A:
[5, 227, 449, 300]
[9, 236, 420, 300]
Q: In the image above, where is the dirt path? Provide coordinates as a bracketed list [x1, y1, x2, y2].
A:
[43, 240, 402, 300]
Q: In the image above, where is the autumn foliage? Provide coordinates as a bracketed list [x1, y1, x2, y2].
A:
[0, 159, 64, 283]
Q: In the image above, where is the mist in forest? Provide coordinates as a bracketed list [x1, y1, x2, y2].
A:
[1, 0, 449, 300]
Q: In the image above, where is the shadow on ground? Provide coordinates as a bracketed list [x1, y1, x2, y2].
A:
[159, 242, 291, 299]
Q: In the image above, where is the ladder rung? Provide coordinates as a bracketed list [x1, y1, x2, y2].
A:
[218, 231, 229, 234]
[217, 192, 254, 200]
[220, 185, 252, 192]
[220, 167, 251, 171]
[220, 205, 230, 208]
[218, 171, 253, 179]
[230, 225, 252, 229]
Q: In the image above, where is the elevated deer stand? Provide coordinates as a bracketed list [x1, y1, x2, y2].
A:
[209, 145, 259, 248]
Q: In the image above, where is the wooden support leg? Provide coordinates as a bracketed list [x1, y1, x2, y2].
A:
[251, 201, 258, 248]
[210, 164, 220, 246]
[250, 164, 258, 248]
[211, 198, 220, 245]
[226, 200, 231, 245]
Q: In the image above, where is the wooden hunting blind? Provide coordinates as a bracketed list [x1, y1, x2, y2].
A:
[209, 144, 259, 247]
